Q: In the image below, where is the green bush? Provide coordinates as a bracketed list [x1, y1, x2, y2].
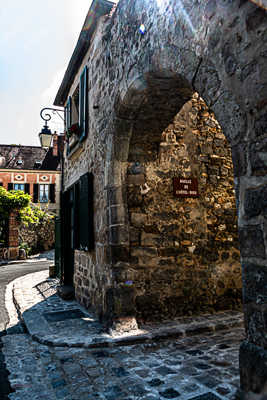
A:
[0, 187, 30, 218]
[0, 187, 54, 225]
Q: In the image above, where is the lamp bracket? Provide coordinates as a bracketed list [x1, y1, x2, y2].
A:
[40, 107, 64, 123]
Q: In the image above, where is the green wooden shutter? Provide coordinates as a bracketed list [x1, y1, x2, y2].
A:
[49, 184, 55, 203]
[25, 183, 30, 194]
[8, 183, 13, 191]
[66, 96, 72, 130]
[79, 66, 88, 142]
[79, 173, 94, 251]
[74, 182, 80, 249]
[33, 184, 39, 203]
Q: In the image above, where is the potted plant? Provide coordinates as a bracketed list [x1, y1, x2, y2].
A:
[66, 123, 81, 139]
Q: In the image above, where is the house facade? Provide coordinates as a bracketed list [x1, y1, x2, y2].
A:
[0, 137, 62, 215]
[54, 0, 267, 392]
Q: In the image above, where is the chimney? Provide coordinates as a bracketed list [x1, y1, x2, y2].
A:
[52, 132, 58, 157]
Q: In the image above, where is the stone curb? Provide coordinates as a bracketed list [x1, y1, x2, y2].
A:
[18, 313, 244, 349]
[8, 271, 244, 349]
[0, 259, 52, 267]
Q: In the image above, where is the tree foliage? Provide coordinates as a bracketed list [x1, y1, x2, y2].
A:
[0, 187, 53, 225]
[0, 187, 30, 218]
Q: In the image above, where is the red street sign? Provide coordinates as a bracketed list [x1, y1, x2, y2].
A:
[173, 177, 199, 198]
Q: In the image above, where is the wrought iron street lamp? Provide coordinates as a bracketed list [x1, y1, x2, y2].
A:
[39, 106, 65, 281]
[39, 107, 64, 147]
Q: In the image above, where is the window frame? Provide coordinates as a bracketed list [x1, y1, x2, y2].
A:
[14, 183, 25, 191]
[39, 184, 49, 203]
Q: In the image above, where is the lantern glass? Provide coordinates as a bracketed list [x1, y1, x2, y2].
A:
[39, 125, 52, 148]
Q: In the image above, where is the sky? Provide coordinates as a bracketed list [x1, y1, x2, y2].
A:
[0, 0, 91, 146]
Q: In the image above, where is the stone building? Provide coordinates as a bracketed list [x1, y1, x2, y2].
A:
[54, 0, 267, 393]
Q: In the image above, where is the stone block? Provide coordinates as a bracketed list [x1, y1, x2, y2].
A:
[244, 185, 267, 219]
[131, 247, 158, 258]
[138, 257, 160, 267]
[211, 90, 247, 144]
[231, 143, 247, 177]
[114, 136, 130, 161]
[109, 205, 126, 225]
[239, 226, 266, 259]
[131, 213, 148, 227]
[141, 232, 160, 246]
[109, 245, 129, 264]
[242, 263, 267, 303]
[109, 225, 129, 245]
[240, 341, 267, 393]
[255, 112, 267, 138]
[159, 247, 183, 257]
[107, 186, 125, 206]
[105, 286, 136, 319]
[129, 227, 140, 244]
[250, 139, 267, 176]
[112, 262, 133, 283]
[127, 174, 145, 185]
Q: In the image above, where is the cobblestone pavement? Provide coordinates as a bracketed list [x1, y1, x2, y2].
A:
[10, 271, 244, 348]
[1, 270, 245, 400]
[2, 326, 244, 400]
[0, 261, 51, 400]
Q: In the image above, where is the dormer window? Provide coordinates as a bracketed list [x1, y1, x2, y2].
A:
[34, 161, 42, 168]
[0, 156, 6, 167]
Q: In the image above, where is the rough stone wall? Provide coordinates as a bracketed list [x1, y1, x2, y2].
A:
[66, 17, 114, 317]
[61, 0, 267, 391]
[126, 94, 241, 321]
[19, 217, 55, 255]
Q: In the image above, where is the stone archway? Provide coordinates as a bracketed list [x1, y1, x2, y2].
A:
[127, 92, 241, 322]
[104, 0, 267, 386]
[107, 68, 242, 322]
[59, 0, 266, 393]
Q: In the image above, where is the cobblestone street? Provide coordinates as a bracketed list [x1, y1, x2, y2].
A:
[3, 326, 244, 400]
[0, 269, 245, 400]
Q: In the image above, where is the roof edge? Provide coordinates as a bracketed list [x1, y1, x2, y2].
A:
[54, 0, 115, 107]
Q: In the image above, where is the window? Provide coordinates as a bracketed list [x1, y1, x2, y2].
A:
[65, 66, 88, 153]
[33, 183, 55, 203]
[14, 183, 25, 191]
[10, 183, 30, 193]
[39, 184, 49, 203]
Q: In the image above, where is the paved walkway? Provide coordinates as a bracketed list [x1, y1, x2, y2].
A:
[0, 260, 51, 399]
[2, 270, 245, 400]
